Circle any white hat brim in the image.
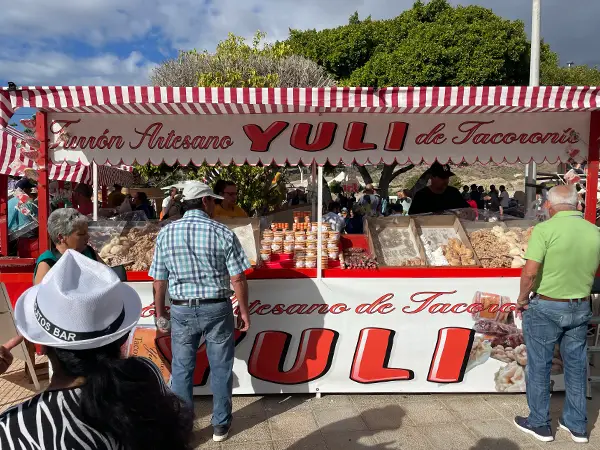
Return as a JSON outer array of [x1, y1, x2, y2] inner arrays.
[[14, 283, 142, 350], [182, 193, 224, 201]]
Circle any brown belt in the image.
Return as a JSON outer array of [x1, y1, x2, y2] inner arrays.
[[537, 294, 588, 302]]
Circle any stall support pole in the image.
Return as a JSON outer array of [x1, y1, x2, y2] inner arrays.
[[35, 111, 50, 254], [316, 165, 324, 280], [0, 174, 8, 256], [525, 0, 541, 209], [92, 163, 99, 221], [585, 111, 599, 224], [311, 163, 317, 220]]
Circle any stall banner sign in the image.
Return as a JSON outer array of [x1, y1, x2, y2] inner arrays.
[[48, 112, 588, 167], [126, 278, 564, 395]]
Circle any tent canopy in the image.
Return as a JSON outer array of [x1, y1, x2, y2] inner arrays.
[[1, 86, 598, 167], [0, 125, 134, 186]]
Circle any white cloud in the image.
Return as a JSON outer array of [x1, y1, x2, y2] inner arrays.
[[0, 50, 157, 86], [0, 0, 598, 86]]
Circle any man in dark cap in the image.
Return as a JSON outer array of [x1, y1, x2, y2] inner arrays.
[[409, 162, 469, 215]]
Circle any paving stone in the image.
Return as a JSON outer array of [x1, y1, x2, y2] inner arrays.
[[373, 427, 435, 449], [418, 423, 479, 450], [442, 397, 503, 421], [309, 394, 355, 410], [221, 442, 274, 450], [262, 394, 313, 416], [466, 419, 537, 446], [226, 416, 272, 443], [272, 436, 329, 450], [268, 411, 319, 439], [399, 399, 457, 425], [483, 395, 530, 419], [232, 395, 267, 418], [321, 431, 379, 449], [360, 404, 410, 430], [313, 406, 368, 432], [468, 438, 539, 449]]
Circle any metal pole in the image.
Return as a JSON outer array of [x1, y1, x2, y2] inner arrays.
[[311, 162, 317, 220], [526, 0, 541, 210], [92, 163, 98, 221], [316, 165, 324, 281]]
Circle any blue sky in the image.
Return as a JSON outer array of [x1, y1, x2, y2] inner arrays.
[[1, 0, 598, 88]]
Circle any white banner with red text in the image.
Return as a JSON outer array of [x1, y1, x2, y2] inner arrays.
[[48, 112, 588, 167], [125, 277, 565, 395]]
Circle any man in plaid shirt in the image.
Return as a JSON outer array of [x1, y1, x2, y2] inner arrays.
[[149, 181, 250, 443]]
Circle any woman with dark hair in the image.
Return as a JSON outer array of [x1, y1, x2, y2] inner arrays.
[[0, 250, 193, 450], [133, 191, 156, 219]]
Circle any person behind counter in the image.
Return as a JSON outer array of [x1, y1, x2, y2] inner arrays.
[[0, 251, 193, 450], [107, 183, 126, 208], [34, 208, 103, 284], [323, 201, 345, 232], [213, 180, 248, 218], [160, 187, 179, 219], [8, 178, 38, 233], [133, 191, 156, 219], [409, 162, 469, 215], [73, 183, 94, 216]]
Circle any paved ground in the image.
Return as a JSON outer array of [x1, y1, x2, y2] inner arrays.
[[2, 358, 600, 449]]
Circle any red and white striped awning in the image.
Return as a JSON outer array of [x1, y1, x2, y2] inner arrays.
[[1, 86, 599, 125], [0, 126, 134, 186], [1, 86, 598, 167]]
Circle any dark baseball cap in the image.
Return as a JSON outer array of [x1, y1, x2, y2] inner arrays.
[[429, 161, 455, 179], [15, 178, 36, 190]]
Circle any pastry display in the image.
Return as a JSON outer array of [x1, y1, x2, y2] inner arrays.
[[370, 226, 424, 267], [468, 226, 534, 268], [442, 238, 476, 266], [471, 291, 511, 322], [340, 248, 378, 269]]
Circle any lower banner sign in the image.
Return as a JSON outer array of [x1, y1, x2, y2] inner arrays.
[[125, 277, 564, 394]]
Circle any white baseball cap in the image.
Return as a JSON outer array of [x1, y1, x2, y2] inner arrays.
[[14, 250, 142, 350], [181, 181, 224, 201]]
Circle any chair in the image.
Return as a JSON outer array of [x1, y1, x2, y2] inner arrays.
[[110, 265, 128, 282]]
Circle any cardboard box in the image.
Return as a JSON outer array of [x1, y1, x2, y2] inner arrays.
[[365, 216, 427, 267]]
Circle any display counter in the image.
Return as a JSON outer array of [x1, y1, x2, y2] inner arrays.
[[0, 213, 562, 395]]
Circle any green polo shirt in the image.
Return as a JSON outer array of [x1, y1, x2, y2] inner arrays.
[[524, 211, 600, 299]]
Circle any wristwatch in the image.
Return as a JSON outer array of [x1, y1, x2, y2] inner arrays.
[[155, 316, 171, 330]]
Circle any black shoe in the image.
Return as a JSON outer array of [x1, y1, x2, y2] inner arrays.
[[513, 416, 554, 442], [558, 418, 589, 443], [213, 424, 231, 442]]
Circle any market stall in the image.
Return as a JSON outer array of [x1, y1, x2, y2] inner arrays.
[[0, 85, 599, 395], [0, 123, 134, 259]]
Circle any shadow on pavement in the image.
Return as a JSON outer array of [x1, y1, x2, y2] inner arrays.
[[469, 438, 521, 450]]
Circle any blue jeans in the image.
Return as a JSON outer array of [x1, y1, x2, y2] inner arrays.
[[170, 301, 235, 427], [523, 296, 592, 434]]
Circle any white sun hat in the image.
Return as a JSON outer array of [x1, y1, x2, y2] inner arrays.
[[181, 181, 224, 201], [14, 250, 142, 350]]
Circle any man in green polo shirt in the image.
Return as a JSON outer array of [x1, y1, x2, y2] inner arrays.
[[514, 185, 600, 444]]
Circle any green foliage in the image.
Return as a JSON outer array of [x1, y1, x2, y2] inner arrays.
[[191, 164, 287, 216], [189, 31, 294, 88], [287, 0, 532, 86], [541, 62, 600, 86], [329, 180, 343, 195]]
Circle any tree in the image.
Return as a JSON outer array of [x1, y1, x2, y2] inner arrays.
[[541, 49, 600, 85], [147, 32, 337, 210], [287, 0, 532, 87], [150, 31, 336, 88]]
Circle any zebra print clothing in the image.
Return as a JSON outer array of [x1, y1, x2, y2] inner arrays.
[[0, 358, 165, 450]]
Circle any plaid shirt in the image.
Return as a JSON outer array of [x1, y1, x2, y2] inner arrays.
[[149, 209, 250, 300]]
